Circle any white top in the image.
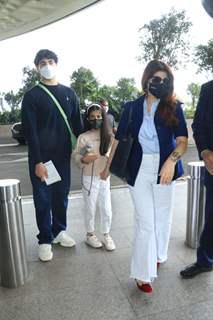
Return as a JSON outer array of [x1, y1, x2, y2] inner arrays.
[[73, 129, 113, 176]]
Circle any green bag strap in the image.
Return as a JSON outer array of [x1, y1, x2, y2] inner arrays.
[[37, 83, 76, 148]]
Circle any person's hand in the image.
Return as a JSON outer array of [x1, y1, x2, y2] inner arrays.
[[35, 162, 48, 181], [81, 152, 98, 164], [202, 150, 213, 175], [100, 167, 110, 180], [159, 158, 176, 185], [113, 127, 117, 134]]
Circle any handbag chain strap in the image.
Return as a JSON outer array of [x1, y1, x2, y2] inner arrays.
[[37, 83, 76, 148]]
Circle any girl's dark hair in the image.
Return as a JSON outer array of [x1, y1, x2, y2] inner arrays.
[[141, 60, 178, 127], [85, 104, 111, 155]]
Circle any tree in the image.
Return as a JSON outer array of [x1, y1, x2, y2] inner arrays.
[[194, 39, 213, 75], [137, 8, 192, 69], [115, 78, 139, 104], [98, 78, 140, 120], [96, 84, 117, 112], [3, 66, 39, 111], [70, 67, 99, 110], [21, 66, 39, 92], [186, 83, 201, 109], [4, 90, 21, 111]]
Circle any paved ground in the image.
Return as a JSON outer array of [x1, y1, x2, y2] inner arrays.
[[1, 183, 213, 320], [1, 124, 211, 320]]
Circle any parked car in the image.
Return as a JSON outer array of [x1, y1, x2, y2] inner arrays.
[[11, 122, 26, 145]]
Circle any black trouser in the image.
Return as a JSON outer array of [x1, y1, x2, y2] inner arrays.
[[197, 183, 213, 266], [29, 156, 71, 244]]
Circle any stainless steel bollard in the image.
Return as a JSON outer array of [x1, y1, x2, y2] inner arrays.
[[0, 179, 28, 288], [185, 162, 206, 249]]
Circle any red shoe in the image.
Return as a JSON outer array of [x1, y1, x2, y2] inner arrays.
[[136, 281, 153, 293], [157, 262, 160, 269]]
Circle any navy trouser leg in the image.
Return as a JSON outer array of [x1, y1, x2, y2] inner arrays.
[[29, 160, 53, 244], [52, 159, 71, 238], [197, 184, 213, 266]]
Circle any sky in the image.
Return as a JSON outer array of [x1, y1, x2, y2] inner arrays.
[[0, 0, 212, 104]]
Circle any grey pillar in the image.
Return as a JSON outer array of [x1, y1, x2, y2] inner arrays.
[[0, 179, 28, 288], [185, 161, 206, 249]]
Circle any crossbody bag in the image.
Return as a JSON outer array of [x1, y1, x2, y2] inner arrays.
[[37, 83, 76, 148]]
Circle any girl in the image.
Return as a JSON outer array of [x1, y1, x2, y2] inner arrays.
[[73, 103, 116, 251]]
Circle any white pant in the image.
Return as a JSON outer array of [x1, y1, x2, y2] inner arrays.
[[129, 154, 175, 283], [82, 176, 112, 234]]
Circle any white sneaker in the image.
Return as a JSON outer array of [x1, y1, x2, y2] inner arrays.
[[38, 244, 53, 262], [102, 234, 116, 251], [53, 231, 76, 247], [85, 234, 103, 248]]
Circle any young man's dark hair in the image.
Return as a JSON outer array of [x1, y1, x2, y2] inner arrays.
[[34, 49, 58, 66]]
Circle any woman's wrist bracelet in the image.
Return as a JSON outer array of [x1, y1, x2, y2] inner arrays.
[[169, 151, 181, 163]]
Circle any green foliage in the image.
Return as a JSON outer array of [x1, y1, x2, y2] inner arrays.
[[183, 103, 196, 119], [137, 8, 192, 69], [70, 67, 140, 120], [112, 78, 140, 120], [21, 66, 40, 92], [70, 67, 99, 109], [3, 66, 39, 112], [186, 83, 201, 109], [0, 109, 21, 124], [4, 90, 22, 111], [1, 66, 39, 123], [2, 65, 140, 124], [194, 39, 213, 75]]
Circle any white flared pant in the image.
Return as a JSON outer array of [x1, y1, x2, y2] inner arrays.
[[129, 154, 175, 283], [82, 176, 112, 234]]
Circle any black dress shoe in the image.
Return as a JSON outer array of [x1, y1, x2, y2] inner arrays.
[[180, 263, 213, 279]]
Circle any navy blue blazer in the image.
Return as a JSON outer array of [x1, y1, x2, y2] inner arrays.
[[115, 95, 188, 186], [192, 80, 213, 186]]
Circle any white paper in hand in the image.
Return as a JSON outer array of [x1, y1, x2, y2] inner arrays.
[[43, 160, 61, 185]]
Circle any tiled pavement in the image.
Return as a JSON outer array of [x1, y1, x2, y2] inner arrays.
[[0, 182, 213, 320]]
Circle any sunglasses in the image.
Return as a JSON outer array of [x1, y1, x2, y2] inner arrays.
[[149, 76, 170, 85]]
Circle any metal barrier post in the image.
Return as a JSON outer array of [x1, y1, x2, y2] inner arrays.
[[0, 179, 28, 288], [185, 161, 206, 249]]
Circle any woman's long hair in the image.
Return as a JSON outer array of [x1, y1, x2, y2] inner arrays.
[[141, 60, 178, 127], [85, 104, 112, 156]]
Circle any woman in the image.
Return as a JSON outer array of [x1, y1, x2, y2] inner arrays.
[[101, 60, 188, 293], [73, 103, 115, 251]]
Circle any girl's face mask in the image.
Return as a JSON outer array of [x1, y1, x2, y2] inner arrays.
[[88, 109, 103, 129], [89, 119, 103, 129]]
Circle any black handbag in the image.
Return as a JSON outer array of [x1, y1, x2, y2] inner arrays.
[[110, 105, 134, 181]]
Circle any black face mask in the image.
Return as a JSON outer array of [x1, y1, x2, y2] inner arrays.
[[148, 82, 171, 99], [89, 119, 103, 129], [148, 75, 171, 99]]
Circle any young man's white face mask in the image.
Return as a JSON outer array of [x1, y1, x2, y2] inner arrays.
[[39, 64, 57, 80]]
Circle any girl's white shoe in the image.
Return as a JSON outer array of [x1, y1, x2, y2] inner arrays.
[[85, 234, 103, 248], [102, 234, 116, 251]]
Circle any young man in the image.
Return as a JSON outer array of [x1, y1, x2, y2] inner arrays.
[[22, 49, 83, 261], [99, 99, 117, 134]]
